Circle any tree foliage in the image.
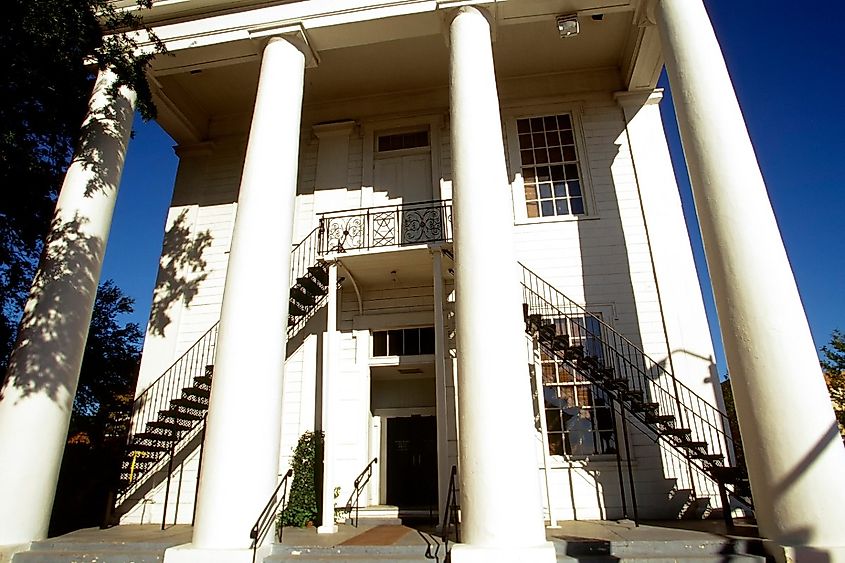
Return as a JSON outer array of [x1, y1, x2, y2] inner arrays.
[[0, 0, 162, 370], [52, 281, 141, 535], [69, 280, 142, 446], [820, 329, 845, 440]]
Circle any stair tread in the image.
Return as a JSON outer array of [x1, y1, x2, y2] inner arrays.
[[159, 408, 204, 421], [181, 386, 210, 398], [170, 397, 207, 409]]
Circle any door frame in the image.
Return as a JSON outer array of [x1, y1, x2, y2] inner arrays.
[[371, 406, 437, 505], [361, 114, 444, 208]]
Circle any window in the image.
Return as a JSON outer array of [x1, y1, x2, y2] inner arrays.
[[540, 315, 616, 456], [515, 114, 586, 218], [377, 130, 429, 153], [372, 327, 435, 356]]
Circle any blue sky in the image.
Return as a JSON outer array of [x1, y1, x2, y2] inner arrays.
[[101, 1, 844, 376]]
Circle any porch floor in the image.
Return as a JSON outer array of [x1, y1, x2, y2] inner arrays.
[[12, 519, 769, 562]]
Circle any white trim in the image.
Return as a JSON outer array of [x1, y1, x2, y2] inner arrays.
[[502, 102, 597, 225], [361, 114, 443, 208]]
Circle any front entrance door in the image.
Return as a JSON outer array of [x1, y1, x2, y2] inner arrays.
[[385, 415, 438, 513]]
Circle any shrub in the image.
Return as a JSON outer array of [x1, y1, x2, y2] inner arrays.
[[280, 431, 323, 527]]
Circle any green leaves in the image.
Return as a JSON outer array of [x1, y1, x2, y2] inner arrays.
[[281, 431, 324, 528]]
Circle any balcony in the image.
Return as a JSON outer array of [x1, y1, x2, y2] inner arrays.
[[319, 199, 452, 255]]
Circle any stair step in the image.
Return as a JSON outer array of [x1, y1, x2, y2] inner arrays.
[[170, 397, 207, 411], [551, 334, 570, 350], [307, 265, 329, 285], [290, 286, 317, 306], [631, 401, 659, 413], [159, 408, 204, 421], [661, 427, 692, 437], [134, 432, 179, 443], [691, 453, 724, 462], [182, 386, 210, 399], [147, 420, 192, 432], [608, 378, 630, 390], [539, 324, 557, 340], [125, 442, 169, 453], [194, 375, 212, 386], [679, 441, 709, 450], [645, 413, 676, 424], [708, 466, 745, 483], [289, 301, 309, 317], [297, 275, 327, 296], [621, 389, 644, 400]]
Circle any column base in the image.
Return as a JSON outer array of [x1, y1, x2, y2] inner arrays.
[[450, 541, 557, 563], [0, 543, 31, 563], [163, 542, 268, 563], [765, 540, 845, 563], [316, 523, 338, 535]]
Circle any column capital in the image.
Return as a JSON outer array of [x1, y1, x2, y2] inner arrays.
[[437, 3, 498, 45], [614, 89, 664, 110], [249, 24, 319, 68], [638, 0, 658, 27]]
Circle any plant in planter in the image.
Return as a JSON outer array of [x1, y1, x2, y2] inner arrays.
[[280, 431, 323, 528]]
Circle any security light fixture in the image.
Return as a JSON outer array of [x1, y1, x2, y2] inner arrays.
[[556, 14, 579, 38]]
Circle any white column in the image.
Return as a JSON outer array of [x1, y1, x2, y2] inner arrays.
[[431, 249, 450, 518], [186, 36, 305, 556], [655, 1, 845, 559], [447, 7, 555, 563], [317, 260, 338, 534], [0, 69, 135, 547]]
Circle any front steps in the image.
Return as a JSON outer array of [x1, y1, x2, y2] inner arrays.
[[11, 525, 191, 563], [8, 521, 770, 563]]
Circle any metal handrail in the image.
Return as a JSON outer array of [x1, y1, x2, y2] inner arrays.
[[440, 466, 460, 546], [344, 457, 378, 527], [319, 199, 452, 254], [520, 262, 739, 455], [250, 468, 294, 563], [521, 263, 752, 510]]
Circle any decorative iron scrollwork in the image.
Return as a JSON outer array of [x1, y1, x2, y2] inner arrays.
[[402, 207, 443, 244], [371, 211, 396, 247], [325, 216, 363, 252], [319, 200, 452, 253]]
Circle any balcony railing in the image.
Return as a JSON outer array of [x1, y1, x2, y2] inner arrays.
[[319, 199, 452, 254]]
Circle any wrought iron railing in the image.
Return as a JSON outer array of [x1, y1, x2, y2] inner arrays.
[[126, 322, 219, 445], [250, 468, 293, 563], [520, 263, 751, 510], [290, 226, 322, 287], [319, 200, 452, 253], [343, 457, 378, 527], [440, 465, 460, 547]]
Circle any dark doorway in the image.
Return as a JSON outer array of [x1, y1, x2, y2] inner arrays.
[[386, 415, 438, 517]]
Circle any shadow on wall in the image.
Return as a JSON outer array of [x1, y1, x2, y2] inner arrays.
[[147, 210, 212, 337]]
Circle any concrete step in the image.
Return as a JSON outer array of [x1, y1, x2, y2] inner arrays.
[[266, 544, 432, 562], [11, 526, 190, 563], [551, 537, 769, 562], [13, 549, 164, 563]]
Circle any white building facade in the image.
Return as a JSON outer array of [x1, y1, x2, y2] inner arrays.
[[2, 1, 845, 562]]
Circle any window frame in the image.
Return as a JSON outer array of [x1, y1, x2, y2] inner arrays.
[[503, 104, 596, 224], [534, 308, 621, 461]]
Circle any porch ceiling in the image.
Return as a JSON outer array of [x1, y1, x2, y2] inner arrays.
[[151, 9, 637, 143], [335, 246, 450, 288]]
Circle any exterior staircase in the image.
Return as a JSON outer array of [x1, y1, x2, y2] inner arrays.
[[520, 263, 753, 521], [113, 227, 329, 510]]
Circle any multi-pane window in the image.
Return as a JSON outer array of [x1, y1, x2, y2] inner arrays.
[[372, 327, 435, 356], [517, 114, 585, 218], [377, 131, 429, 152], [541, 316, 616, 456]]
